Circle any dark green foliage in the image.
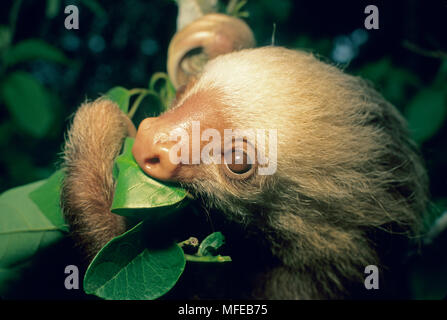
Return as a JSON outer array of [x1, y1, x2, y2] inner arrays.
[[198, 231, 226, 256], [0, 171, 67, 296], [83, 222, 186, 300]]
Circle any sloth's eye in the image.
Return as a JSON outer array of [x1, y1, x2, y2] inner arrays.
[[223, 145, 255, 179], [227, 152, 252, 174]]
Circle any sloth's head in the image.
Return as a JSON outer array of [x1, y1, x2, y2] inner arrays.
[[132, 47, 428, 273]]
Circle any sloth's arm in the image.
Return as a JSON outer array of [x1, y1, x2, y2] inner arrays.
[[60, 99, 136, 262]]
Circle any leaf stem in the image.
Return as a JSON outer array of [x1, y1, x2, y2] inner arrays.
[[127, 90, 151, 119], [184, 254, 232, 263], [128, 88, 148, 95], [149, 72, 170, 91]]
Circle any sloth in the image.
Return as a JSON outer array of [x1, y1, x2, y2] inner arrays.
[[61, 46, 428, 299]]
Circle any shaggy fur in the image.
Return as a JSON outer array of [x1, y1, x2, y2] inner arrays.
[[61, 47, 428, 298], [61, 99, 133, 262]]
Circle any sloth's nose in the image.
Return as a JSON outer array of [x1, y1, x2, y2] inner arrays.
[[132, 117, 180, 181]]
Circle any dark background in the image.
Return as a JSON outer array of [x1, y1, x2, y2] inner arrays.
[[0, 0, 446, 299]]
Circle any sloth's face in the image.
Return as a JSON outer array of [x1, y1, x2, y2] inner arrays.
[[132, 86, 280, 224]]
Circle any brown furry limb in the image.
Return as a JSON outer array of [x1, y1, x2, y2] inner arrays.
[[60, 99, 135, 262]]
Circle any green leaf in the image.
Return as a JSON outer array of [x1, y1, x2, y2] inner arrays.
[[260, 0, 291, 21], [405, 89, 446, 144], [0, 71, 54, 138], [80, 0, 107, 18], [0, 25, 11, 52], [46, 0, 61, 18], [81, 0, 107, 19], [0, 180, 66, 282], [105, 87, 131, 113], [3, 39, 70, 67], [198, 232, 225, 256], [384, 69, 419, 105], [83, 222, 185, 300], [111, 137, 188, 219], [357, 58, 391, 83], [357, 58, 420, 106], [29, 170, 68, 232]]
